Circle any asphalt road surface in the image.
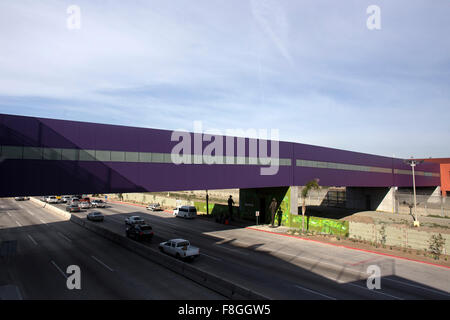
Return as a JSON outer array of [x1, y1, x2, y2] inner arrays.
[[0, 198, 224, 299], [2, 197, 450, 300], [65, 199, 450, 300]]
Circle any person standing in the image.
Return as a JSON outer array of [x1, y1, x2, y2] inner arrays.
[[269, 198, 277, 227], [228, 195, 235, 221]]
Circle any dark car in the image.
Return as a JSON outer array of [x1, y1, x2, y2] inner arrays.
[[126, 224, 154, 241], [87, 211, 104, 221], [66, 204, 81, 212]]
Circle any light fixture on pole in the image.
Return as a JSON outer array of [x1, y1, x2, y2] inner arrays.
[[403, 158, 424, 227]]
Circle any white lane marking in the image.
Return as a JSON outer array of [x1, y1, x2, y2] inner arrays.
[[346, 282, 403, 300], [50, 260, 67, 279], [57, 232, 72, 243], [15, 220, 22, 227], [26, 209, 35, 216], [384, 278, 450, 297], [201, 253, 223, 262], [294, 284, 337, 300], [39, 218, 49, 226], [91, 255, 114, 272], [27, 234, 38, 246], [7, 212, 12, 217], [214, 243, 249, 256]]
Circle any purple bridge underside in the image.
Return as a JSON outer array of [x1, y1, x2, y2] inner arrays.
[[0, 113, 440, 197]]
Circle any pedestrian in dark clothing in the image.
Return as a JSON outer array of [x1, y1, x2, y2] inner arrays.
[[228, 195, 235, 221], [277, 208, 282, 227], [269, 198, 277, 227]]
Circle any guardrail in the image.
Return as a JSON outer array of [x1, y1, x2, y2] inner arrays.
[[30, 197, 268, 300]]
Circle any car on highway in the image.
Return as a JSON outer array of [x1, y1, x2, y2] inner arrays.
[[175, 206, 197, 219], [125, 216, 145, 225], [87, 211, 104, 222], [69, 197, 80, 206], [47, 196, 59, 204], [79, 201, 91, 209], [66, 204, 81, 212], [91, 199, 106, 208], [173, 205, 181, 216], [126, 223, 154, 241], [61, 195, 72, 203], [146, 203, 162, 211], [14, 196, 29, 201], [159, 239, 199, 261]]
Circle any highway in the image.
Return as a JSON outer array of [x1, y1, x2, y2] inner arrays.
[[0, 198, 224, 299], [2, 197, 449, 300], [51, 199, 450, 300]]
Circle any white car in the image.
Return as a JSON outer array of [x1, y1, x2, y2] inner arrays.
[[173, 206, 181, 216], [47, 196, 59, 204], [159, 239, 200, 260], [91, 200, 106, 208], [61, 195, 72, 203], [146, 203, 162, 211], [125, 215, 145, 225], [175, 206, 197, 219], [79, 201, 91, 209]]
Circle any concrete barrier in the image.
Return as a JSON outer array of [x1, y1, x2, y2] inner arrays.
[[33, 200, 268, 300], [30, 197, 71, 220], [349, 221, 450, 254]]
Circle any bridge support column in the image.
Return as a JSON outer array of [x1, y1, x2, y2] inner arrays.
[[346, 187, 397, 213], [239, 186, 298, 225]]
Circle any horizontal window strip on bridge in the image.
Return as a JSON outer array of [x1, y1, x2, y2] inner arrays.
[[0, 145, 439, 177], [0, 145, 291, 166], [296, 159, 439, 177]]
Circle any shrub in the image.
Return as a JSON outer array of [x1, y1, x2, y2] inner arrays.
[[428, 233, 446, 260], [379, 224, 387, 247]]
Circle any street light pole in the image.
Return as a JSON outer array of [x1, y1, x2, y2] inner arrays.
[[206, 189, 209, 216], [404, 158, 424, 227], [411, 161, 417, 222]]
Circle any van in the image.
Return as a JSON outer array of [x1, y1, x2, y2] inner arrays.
[[175, 206, 197, 219]]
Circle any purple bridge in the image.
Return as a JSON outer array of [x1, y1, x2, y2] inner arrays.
[[0, 113, 440, 216]]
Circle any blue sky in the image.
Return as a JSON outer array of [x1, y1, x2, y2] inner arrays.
[[0, 0, 449, 158]]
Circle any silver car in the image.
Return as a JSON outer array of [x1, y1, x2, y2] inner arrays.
[[87, 211, 104, 221], [91, 199, 106, 208], [125, 216, 145, 225], [79, 201, 91, 209]]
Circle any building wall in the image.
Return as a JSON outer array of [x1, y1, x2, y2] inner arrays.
[[422, 159, 450, 197], [439, 164, 450, 196]]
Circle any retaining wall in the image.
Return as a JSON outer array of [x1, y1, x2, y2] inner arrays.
[[348, 221, 450, 254]]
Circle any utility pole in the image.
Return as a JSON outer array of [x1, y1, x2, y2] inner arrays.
[[404, 158, 424, 227], [206, 189, 209, 216]]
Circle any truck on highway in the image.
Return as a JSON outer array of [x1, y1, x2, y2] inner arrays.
[[159, 239, 200, 261]]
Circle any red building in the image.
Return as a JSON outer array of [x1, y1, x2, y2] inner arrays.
[[422, 158, 450, 196]]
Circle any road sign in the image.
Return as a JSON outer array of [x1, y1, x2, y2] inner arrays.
[[255, 211, 259, 217]]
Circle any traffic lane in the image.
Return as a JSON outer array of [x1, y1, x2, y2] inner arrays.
[[99, 205, 370, 278], [98, 203, 450, 299], [7, 199, 224, 299], [1, 200, 79, 299], [103, 202, 450, 296], [6, 199, 137, 299], [99, 202, 382, 268], [82, 205, 396, 299], [24, 199, 226, 300]]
